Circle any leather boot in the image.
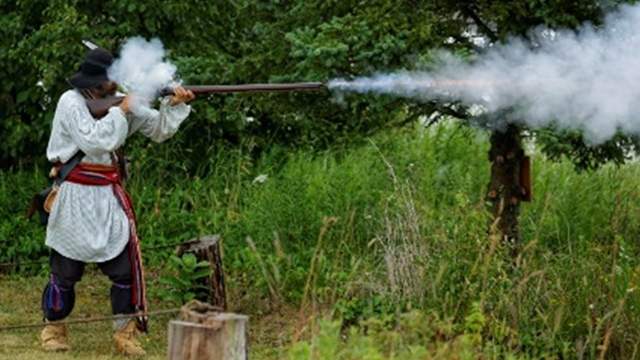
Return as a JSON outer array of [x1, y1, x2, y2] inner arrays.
[[41, 322, 71, 352], [114, 319, 146, 356]]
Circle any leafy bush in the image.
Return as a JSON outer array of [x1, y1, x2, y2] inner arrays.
[[0, 167, 48, 270], [159, 253, 212, 304]]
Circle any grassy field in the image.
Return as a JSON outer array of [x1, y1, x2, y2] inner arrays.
[[0, 273, 170, 360], [2, 123, 640, 359], [0, 270, 298, 359]]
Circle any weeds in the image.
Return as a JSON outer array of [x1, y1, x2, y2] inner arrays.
[[2, 122, 640, 358], [158, 253, 212, 304]]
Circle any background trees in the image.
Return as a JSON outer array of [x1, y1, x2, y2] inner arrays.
[[1, 0, 638, 239]]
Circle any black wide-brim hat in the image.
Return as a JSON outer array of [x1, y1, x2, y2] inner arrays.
[[67, 48, 117, 89]]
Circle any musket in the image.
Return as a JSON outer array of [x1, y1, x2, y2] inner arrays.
[[85, 83, 326, 119], [79, 39, 325, 118]]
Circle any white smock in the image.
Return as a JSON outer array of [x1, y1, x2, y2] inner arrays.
[[45, 89, 190, 262]]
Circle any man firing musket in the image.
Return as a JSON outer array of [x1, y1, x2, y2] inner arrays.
[[32, 38, 325, 355], [38, 46, 195, 355]]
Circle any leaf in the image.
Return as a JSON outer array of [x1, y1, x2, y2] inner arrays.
[[195, 260, 211, 268], [162, 293, 183, 303], [182, 253, 197, 268], [169, 255, 183, 267], [17, 90, 30, 104], [190, 268, 213, 281], [159, 275, 190, 289]]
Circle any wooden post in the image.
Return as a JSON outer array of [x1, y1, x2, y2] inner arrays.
[[177, 235, 227, 311], [168, 301, 248, 360]]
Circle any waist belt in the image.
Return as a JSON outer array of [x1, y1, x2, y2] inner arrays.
[[67, 164, 119, 186]]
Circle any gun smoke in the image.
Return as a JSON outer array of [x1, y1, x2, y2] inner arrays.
[[107, 37, 177, 114], [329, 4, 640, 144]]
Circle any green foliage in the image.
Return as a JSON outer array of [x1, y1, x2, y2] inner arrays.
[[536, 128, 640, 171], [0, 0, 238, 168], [3, 124, 640, 357], [158, 253, 211, 304], [0, 167, 48, 270], [464, 302, 487, 335], [3, 0, 639, 171], [2, 0, 455, 168], [168, 0, 457, 165], [288, 311, 531, 360]]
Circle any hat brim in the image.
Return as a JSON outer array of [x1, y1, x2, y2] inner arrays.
[[67, 71, 110, 89]]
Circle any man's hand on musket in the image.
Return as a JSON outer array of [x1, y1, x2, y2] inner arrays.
[[119, 94, 133, 114], [169, 87, 195, 106]]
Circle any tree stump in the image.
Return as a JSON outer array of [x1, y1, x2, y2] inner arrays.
[[168, 301, 248, 360], [177, 235, 227, 311]]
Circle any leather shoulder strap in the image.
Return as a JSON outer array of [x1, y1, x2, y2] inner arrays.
[[55, 151, 85, 185]]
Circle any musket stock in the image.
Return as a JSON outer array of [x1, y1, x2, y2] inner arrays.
[[86, 82, 325, 119], [86, 96, 125, 119]]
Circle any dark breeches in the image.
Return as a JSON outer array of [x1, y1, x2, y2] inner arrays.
[[42, 245, 134, 321]]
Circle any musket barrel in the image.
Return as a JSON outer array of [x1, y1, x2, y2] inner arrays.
[[159, 82, 325, 96], [87, 82, 325, 119]]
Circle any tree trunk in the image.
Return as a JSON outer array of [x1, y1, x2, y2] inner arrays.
[[177, 236, 227, 311], [486, 124, 527, 251]]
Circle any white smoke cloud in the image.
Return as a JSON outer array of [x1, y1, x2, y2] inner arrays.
[[107, 37, 177, 113], [329, 4, 640, 143]]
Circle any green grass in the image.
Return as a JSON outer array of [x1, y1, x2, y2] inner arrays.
[[0, 272, 168, 360], [2, 122, 640, 358], [0, 269, 297, 360]]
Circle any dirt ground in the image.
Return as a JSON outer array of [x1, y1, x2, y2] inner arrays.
[[0, 270, 296, 359]]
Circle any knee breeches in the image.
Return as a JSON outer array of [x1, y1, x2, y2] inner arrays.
[[42, 245, 135, 321]]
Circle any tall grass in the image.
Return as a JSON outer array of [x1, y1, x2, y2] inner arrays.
[[2, 122, 639, 358]]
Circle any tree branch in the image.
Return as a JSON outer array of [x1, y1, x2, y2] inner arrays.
[[460, 5, 498, 43]]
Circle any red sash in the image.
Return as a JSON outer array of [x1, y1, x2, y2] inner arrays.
[[67, 163, 148, 332]]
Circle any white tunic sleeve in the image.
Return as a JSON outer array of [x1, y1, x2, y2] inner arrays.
[[59, 96, 129, 157], [128, 97, 191, 142]]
